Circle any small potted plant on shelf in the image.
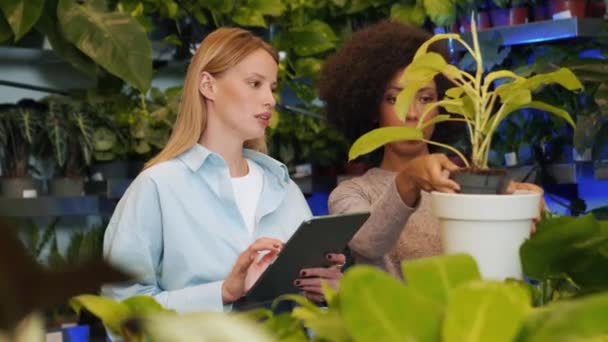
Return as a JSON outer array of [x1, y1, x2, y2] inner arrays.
[[0, 100, 45, 198], [348, 17, 583, 280], [43, 96, 95, 197]]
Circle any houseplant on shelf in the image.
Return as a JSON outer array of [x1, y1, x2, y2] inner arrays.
[[0, 100, 45, 198], [348, 17, 583, 279], [43, 96, 95, 196]]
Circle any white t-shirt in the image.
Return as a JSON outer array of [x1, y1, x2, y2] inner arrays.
[[231, 159, 264, 235]]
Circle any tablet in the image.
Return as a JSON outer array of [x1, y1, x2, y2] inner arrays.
[[233, 212, 370, 309]]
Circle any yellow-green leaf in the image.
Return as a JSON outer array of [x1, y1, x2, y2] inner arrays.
[[442, 281, 531, 342], [348, 127, 423, 160], [58, 0, 152, 92], [484, 70, 524, 88], [0, 0, 44, 41], [341, 266, 442, 341], [402, 254, 481, 306], [390, 3, 426, 27], [69, 295, 130, 334]]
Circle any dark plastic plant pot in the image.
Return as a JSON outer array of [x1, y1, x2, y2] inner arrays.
[[533, 4, 551, 20], [587, 0, 606, 17], [509, 6, 529, 25], [90, 161, 130, 180], [48, 178, 84, 197], [489, 8, 510, 27], [549, 0, 588, 17], [450, 169, 511, 194], [0, 177, 44, 198], [460, 11, 492, 32]]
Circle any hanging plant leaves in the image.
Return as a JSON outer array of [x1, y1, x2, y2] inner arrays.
[[288, 20, 337, 57], [422, 0, 456, 27], [0, 0, 44, 41], [0, 13, 13, 42], [390, 3, 426, 27], [35, 0, 97, 78], [294, 57, 323, 79], [233, 9, 266, 27], [58, 0, 152, 92]]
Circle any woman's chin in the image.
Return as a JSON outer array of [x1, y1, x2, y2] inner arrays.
[[391, 140, 426, 155]]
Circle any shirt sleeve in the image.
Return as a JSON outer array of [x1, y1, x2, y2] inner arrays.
[[328, 177, 417, 263], [102, 175, 226, 313]]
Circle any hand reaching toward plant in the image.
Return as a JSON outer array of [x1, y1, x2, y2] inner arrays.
[[222, 238, 283, 304], [395, 153, 461, 207], [295, 253, 346, 303]]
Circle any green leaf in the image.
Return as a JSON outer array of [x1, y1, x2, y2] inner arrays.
[[247, 0, 285, 16], [291, 305, 350, 341], [348, 126, 423, 160], [340, 266, 442, 342], [288, 20, 337, 57], [496, 68, 583, 98], [0, 12, 14, 42], [35, 0, 97, 78], [390, 3, 426, 27], [233, 8, 266, 27], [518, 292, 608, 341], [142, 312, 273, 341], [594, 82, 608, 107], [200, 0, 233, 14], [293, 57, 323, 79], [58, 0, 152, 92], [69, 295, 130, 334], [520, 214, 608, 291], [443, 281, 531, 342], [397, 52, 464, 121], [422, 0, 456, 26], [122, 295, 171, 316], [0, 0, 44, 41], [402, 254, 481, 305], [574, 114, 601, 154]]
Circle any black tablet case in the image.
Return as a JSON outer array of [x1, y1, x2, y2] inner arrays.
[[233, 212, 370, 310]]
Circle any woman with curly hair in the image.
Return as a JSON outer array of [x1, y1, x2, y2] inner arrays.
[[318, 21, 540, 278]]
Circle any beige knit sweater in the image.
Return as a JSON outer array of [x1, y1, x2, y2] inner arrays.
[[328, 167, 442, 278]]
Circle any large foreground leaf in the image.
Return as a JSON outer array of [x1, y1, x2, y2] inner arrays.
[[443, 281, 531, 342], [58, 0, 152, 92], [517, 292, 608, 341], [520, 214, 608, 291], [402, 253, 481, 306], [340, 266, 442, 342]]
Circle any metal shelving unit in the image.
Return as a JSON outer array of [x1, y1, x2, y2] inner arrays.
[[456, 17, 606, 50], [0, 196, 118, 218]]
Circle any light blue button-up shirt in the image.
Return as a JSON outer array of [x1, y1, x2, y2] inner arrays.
[[102, 144, 312, 313]]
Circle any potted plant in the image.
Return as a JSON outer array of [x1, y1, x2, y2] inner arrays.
[[0, 100, 45, 198], [490, 0, 530, 26], [348, 17, 582, 279], [457, 0, 493, 32], [43, 96, 95, 196]]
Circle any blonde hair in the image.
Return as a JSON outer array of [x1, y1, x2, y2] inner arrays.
[[145, 27, 278, 169]]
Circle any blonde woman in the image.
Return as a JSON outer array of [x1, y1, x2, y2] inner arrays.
[[102, 28, 343, 312]]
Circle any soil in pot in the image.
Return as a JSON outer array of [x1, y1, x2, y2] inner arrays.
[[450, 169, 512, 194]]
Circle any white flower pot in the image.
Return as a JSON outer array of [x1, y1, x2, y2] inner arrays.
[[430, 191, 541, 280]]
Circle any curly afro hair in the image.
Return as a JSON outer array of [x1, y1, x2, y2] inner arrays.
[[317, 21, 459, 160]]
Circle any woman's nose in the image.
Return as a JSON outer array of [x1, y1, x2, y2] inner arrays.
[[265, 88, 276, 108], [406, 105, 420, 121]]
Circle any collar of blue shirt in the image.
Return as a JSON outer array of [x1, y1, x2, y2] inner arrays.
[[178, 143, 290, 185]]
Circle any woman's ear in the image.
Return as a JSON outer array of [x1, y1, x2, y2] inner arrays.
[[199, 72, 216, 100]]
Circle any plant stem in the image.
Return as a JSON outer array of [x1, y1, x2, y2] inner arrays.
[[423, 139, 470, 168]]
